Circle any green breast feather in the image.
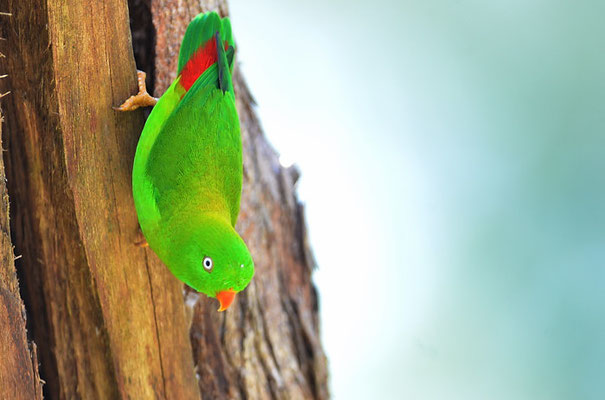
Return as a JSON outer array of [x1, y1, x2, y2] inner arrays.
[[131, 12, 254, 311]]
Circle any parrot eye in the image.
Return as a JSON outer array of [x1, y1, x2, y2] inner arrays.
[[202, 256, 213, 272], [240, 264, 244, 268]]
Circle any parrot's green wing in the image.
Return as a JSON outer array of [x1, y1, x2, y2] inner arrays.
[[144, 58, 241, 226]]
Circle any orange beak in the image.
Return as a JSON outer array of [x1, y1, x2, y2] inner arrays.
[[216, 289, 236, 312]]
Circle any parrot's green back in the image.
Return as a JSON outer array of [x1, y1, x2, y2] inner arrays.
[[132, 12, 254, 308]]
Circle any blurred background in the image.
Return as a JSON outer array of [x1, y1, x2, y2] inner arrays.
[[229, 1, 605, 399]]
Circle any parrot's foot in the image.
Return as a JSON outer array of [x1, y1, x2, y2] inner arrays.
[[134, 228, 149, 247], [113, 70, 158, 111]]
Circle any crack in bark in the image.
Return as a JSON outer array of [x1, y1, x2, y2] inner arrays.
[[125, 3, 176, 397], [256, 290, 286, 398], [143, 250, 168, 399], [128, 0, 156, 96]]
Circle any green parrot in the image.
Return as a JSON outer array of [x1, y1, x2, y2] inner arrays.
[[116, 11, 254, 311]]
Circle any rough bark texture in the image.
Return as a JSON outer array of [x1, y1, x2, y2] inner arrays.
[[0, 108, 43, 399], [0, 0, 328, 399], [0, 1, 198, 398]]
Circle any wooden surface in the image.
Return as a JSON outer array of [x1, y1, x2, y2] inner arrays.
[[0, 0, 328, 398], [0, 109, 43, 400], [0, 0, 199, 398]]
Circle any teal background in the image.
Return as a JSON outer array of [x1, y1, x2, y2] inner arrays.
[[229, 1, 605, 399]]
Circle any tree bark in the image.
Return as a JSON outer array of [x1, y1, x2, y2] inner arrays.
[[0, 108, 43, 400], [0, 1, 199, 398], [0, 0, 328, 399]]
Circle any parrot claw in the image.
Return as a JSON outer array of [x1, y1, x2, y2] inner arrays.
[[134, 227, 149, 247], [135, 238, 149, 248], [113, 70, 158, 111]]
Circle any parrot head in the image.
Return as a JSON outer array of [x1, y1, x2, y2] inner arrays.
[[160, 213, 255, 311]]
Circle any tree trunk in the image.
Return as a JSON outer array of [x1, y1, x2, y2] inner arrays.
[[0, 108, 43, 400], [0, 0, 328, 398]]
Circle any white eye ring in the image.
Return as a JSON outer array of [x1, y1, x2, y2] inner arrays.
[[240, 264, 244, 268], [203, 256, 213, 272]]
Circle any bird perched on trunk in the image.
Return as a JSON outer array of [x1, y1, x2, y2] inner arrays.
[[115, 11, 254, 311]]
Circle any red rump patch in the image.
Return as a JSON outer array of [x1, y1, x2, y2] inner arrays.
[[180, 37, 229, 92]]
